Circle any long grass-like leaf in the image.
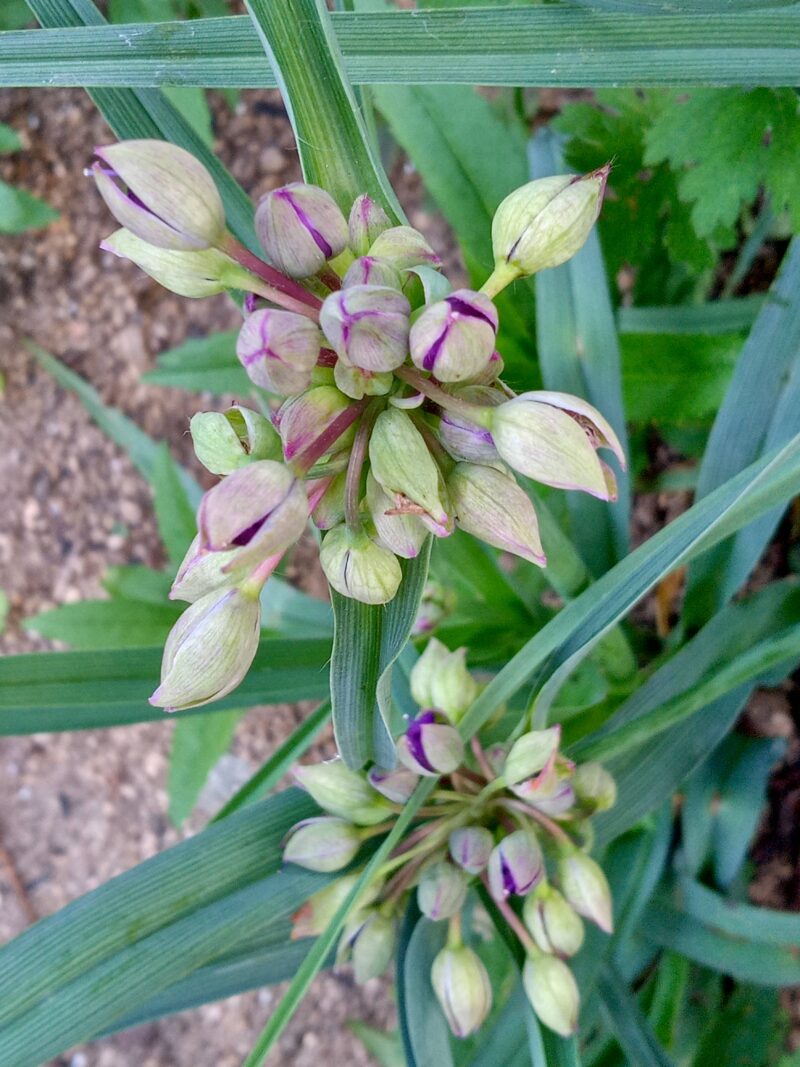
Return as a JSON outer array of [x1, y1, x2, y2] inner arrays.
[[597, 961, 676, 1067]]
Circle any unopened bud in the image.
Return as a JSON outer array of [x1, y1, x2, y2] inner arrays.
[[448, 462, 546, 567], [366, 472, 428, 560], [342, 255, 401, 290], [311, 470, 347, 530], [334, 360, 393, 401], [170, 535, 243, 603], [351, 911, 397, 984], [320, 285, 410, 372], [523, 886, 584, 959], [504, 727, 561, 787], [369, 407, 451, 532], [438, 386, 503, 464], [348, 194, 392, 256], [449, 826, 494, 875], [294, 759, 392, 826], [368, 225, 441, 271], [558, 851, 613, 934], [283, 816, 361, 872], [410, 637, 477, 724], [514, 766, 575, 818], [573, 762, 617, 814], [412, 580, 457, 636], [431, 945, 492, 1038], [522, 954, 579, 1037], [236, 309, 322, 396], [396, 710, 464, 777], [291, 873, 360, 939], [410, 290, 498, 383], [92, 140, 225, 250], [190, 405, 280, 476], [276, 386, 356, 462], [255, 182, 348, 278], [417, 860, 469, 921], [320, 525, 402, 605], [488, 829, 543, 900], [368, 765, 419, 803], [149, 586, 260, 711]]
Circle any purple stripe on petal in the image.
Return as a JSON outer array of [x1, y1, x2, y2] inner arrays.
[[422, 324, 450, 372], [406, 711, 436, 773], [500, 854, 517, 897], [231, 516, 265, 547], [446, 296, 497, 330], [280, 190, 334, 259]]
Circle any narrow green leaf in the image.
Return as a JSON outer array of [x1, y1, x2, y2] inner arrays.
[[102, 564, 174, 604], [597, 961, 676, 1067], [693, 985, 782, 1067], [142, 329, 250, 395], [151, 441, 198, 568], [617, 296, 764, 335], [527, 1007, 583, 1067], [398, 914, 453, 1067], [23, 598, 180, 650], [0, 177, 58, 232], [676, 875, 800, 949], [349, 1021, 406, 1067], [0, 121, 22, 151], [168, 707, 246, 826]]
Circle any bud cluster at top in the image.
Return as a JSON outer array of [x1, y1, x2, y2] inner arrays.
[[90, 139, 620, 712], [282, 638, 617, 1040]]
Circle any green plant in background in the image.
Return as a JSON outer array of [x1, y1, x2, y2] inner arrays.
[[1, 2, 800, 1067]]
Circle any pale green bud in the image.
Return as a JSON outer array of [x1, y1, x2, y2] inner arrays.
[[311, 470, 347, 531], [283, 817, 361, 872], [409, 290, 498, 383], [449, 826, 494, 875], [410, 637, 477, 724], [368, 225, 442, 271], [170, 535, 243, 604], [291, 873, 361, 939], [351, 911, 397, 984], [236, 308, 322, 397], [504, 726, 561, 786], [558, 851, 613, 934], [276, 386, 356, 462], [348, 194, 392, 256], [417, 860, 469, 920], [368, 765, 419, 803], [320, 285, 410, 372], [190, 405, 280, 476], [413, 580, 457, 636], [149, 586, 260, 711], [255, 182, 348, 278], [342, 254, 402, 290], [573, 762, 617, 814], [334, 360, 393, 400], [438, 385, 503, 464], [448, 462, 546, 567], [320, 526, 403, 605], [293, 760, 392, 826], [431, 945, 492, 1038], [396, 711, 464, 777], [366, 472, 428, 560], [523, 885, 585, 959], [522, 954, 579, 1037], [488, 830, 543, 900], [369, 407, 451, 533], [93, 140, 225, 250]]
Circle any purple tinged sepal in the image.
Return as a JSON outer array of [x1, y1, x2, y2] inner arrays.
[[311, 471, 347, 531], [92, 139, 225, 250], [437, 385, 504, 464], [334, 360, 393, 400], [342, 255, 402, 291], [291, 873, 361, 940], [410, 289, 498, 383], [412, 580, 457, 636], [293, 760, 392, 826], [514, 767, 576, 818], [320, 285, 410, 372], [409, 637, 477, 724], [348, 194, 392, 256], [352, 912, 397, 984], [573, 761, 617, 814], [282, 817, 362, 873], [276, 386, 356, 462], [149, 586, 260, 711], [368, 765, 419, 803], [236, 309, 322, 397], [522, 954, 579, 1037], [448, 462, 546, 567], [369, 407, 451, 532], [417, 860, 469, 921], [366, 472, 428, 560], [431, 945, 493, 1038], [320, 525, 402, 605], [190, 405, 280, 476], [368, 225, 442, 271], [523, 885, 585, 959], [487, 829, 543, 900], [396, 710, 464, 777], [504, 727, 561, 787], [255, 182, 348, 278], [449, 826, 494, 875], [558, 851, 613, 934], [170, 535, 244, 604]]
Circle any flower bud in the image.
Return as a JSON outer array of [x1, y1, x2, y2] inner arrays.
[[294, 760, 392, 826], [573, 762, 617, 814], [417, 860, 468, 922], [367, 765, 419, 803], [410, 637, 477, 724], [190, 405, 281, 476], [523, 886, 585, 959], [92, 140, 225, 250], [320, 285, 410, 372], [431, 945, 492, 1038], [491, 166, 608, 283], [448, 462, 546, 567], [255, 182, 348, 278], [149, 586, 260, 711], [396, 710, 464, 777], [368, 225, 441, 271], [283, 816, 361, 872], [504, 727, 561, 787], [410, 290, 498, 383], [369, 408, 451, 532], [514, 767, 575, 818], [101, 228, 251, 298], [291, 873, 360, 939], [170, 535, 243, 604], [438, 386, 504, 463], [487, 829, 543, 900], [320, 525, 402, 605], [334, 360, 393, 401], [522, 954, 579, 1037], [348, 194, 392, 256], [342, 255, 402, 291], [351, 911, 397, 984], [486, 391, 625, 501], [558, 851, 613, 933], [366, 472, 428, 560], [449, 826, 494, 875], [276, 386, 356, 462], [312, 470, 347, 530], [236, 309, 322, 396], [412, 580, 457, 636], [197, 460, 308, 570]]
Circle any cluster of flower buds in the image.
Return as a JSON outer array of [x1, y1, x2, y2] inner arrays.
[[91, 139, 620, 711], [283, 639, 616, 1039]]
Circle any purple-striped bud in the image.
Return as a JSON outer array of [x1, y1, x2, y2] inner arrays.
[[92, 140, 225, 250], [438, 385, 504, 463], [255, 182, 348, 278], [348, 194, 392, 257], [417, 860, 469, 921], [366, 472, 428, 560], [294, 759, 392, 826], [369, 408, 452, 532], [276, 386, 355, 462], [409, 637, 476, 724], [522, 954, 579, 1037], [523, 885, 585, 959], [101, 229, 251, 298], [410, 290, 498, 383], [190, 405, 281, 476], [368, 765, 419, 803], [487, 830, 543, 900], [368, 225, 441, 271], [504, 727, 561, 787], [197, 460, 308, 570], [558, 851, 613, 934], [170, 535, 243, 604], [396, 710, 464, 777], [320, 526, 402, 605], [514, 769, 575, 818], [448, 462, 546, 567], [320, 285, 410, 372], [342, 255, 402, 291], [573, 761, 617, 814], [449, 826, 494, 875], [334, 360, 393, 401], [236, 309, 322, 397], [431, 945, 492, 1038], [351, 911, 397, 984], [283, 816, 362, 872]]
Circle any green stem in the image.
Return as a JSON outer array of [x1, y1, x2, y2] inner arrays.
[[394, 365, 493, 426], [222, 233, 322, 315], [344, 398, 383, 531], [480, 873, 537, 953]]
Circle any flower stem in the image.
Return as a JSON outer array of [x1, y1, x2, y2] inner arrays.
[[317, 266, 342, 292], [344, 398, 383, 531], [470, 736, 495, 781], [222, 233, 322, 315], [394, 366, 493, 426], [499, 798, 576, 848], [480, 873, 536, 953]]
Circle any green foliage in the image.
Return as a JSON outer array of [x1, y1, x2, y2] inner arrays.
[[0, 120, 58, 233]]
